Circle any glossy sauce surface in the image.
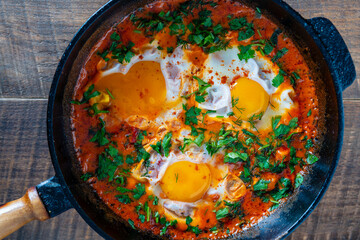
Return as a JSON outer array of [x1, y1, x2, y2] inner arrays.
[[71, 0, 320, 239]]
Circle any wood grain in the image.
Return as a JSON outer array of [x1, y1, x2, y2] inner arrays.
[[0, 0, 359, 239], [0, 0, 358, 99], [0, 100, 101, 240]]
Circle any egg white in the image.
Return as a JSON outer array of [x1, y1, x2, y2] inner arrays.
[[99, 43, 191, 102], [131, 145, 231, 219]]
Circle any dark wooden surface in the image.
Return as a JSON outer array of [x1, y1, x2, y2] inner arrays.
[[0, 0, 359, 239]]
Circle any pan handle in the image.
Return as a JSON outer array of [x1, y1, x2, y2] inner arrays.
[[36, 176, 73, 218], [0, 176, 72, 239], [307, 17, 356, 91], [0, 187, 49, 239]]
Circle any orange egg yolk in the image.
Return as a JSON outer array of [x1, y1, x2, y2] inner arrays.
[[160, 161, 211, 202], [231, 77, 270, 120], [94, 61, 167, 119]]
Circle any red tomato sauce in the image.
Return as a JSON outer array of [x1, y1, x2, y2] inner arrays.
[[71, 0, 320, 239]]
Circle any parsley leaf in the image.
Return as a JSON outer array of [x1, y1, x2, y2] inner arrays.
[[71, 84, 100, 105], [224, 151, 248, 163], [133, 183, 145, 199], [305, 139, 313, 150], [215, 207, 229, 220], [295, 173, 303, 188], [81, 173, 93, 181], [185, 216, 202, 235], [272, 73, 284, 87], [90, 118, 109, 146], [307, 109, 312, 117], [151, 132, 172, 157], [116, 194, 132, 204], [180, 133, 205, 152], [238, 24, 255, 41], [263, 41, 274, 55], [272, 116, 282, 130], [229, 17, 247, 30], [128, 219, 136, 229], [184, 106, 202, 125], [253, 179, 270, 191], [238, 45, 255, 63], [240, 166, 251, 183], [224, 201, 243, 219], [162, 132, 173, 157], [270, 177, 292, 201], [160, 219, 177, 236], [306, 153, 319, 164], [270, 28, 282, 46], [118, 183, 146, 200], [96, 151, 123, 181], [272, 48, 288, 63], [86, 103, 109, 116], [193, 76, 211, 94], [151, 141, 162, 155]]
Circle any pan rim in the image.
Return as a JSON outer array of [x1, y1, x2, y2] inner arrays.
[[46, 0, 345, 239]]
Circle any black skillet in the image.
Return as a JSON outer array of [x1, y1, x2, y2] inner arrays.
[[0, 0, 356, 239]]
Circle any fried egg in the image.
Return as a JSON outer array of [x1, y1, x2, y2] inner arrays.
[[196, 48, 295, 130], [88, 42, 297, 225], [93, 43, 191, 120], [131, 144, 246, 226]]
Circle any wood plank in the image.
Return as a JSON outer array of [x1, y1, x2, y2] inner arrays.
[[0, 0, 358, 98], [0, 100, 101, 240], [289, 99, 360, 239], [284, 0, 360, 100], [0, 0, 106, 98], [0, 100, 359, 239]]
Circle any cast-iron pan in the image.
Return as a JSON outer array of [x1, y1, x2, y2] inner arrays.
[[0, 0, 356, 239]]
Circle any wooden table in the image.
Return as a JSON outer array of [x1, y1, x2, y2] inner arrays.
[[0, 0, 359, 239]]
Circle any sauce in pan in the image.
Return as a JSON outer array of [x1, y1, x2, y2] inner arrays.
[[71, 0, 320, 238]]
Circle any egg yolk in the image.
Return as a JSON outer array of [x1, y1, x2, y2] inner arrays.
[[94, 61, 167, 119], [160, 161, 211, 202], [231, 77, 270, 120]]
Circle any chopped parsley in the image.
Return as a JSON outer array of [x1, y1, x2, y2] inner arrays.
[[117, 183, 146, 200], [160, 219, 177, 236], [272, 73, 284, 87], [97, 32, 135, 64], [270, 28, 282, 46], [71, 84, 100, 105], [305, 139, 313, 150], [215, 207, 229, 220], [269, 177, 292, 201], [253, 179, 270, 191], [272, 48, 288, 63], [295, 173, 304, 188], [306, 153, 319, 164], [224, 151, 248, 163], [272, 116, 298, 138], [307, 109, 312, 117], [184, 105, 202, 125], [185, 216, 202, 235], [116, 194, 132, 204], [86, 103, 109, 116], [96, 146, 123, 181], [179, 133, 205, 152], [238, 23, 255, 41], [238, 45, 255, 62], [229, 17, 247, 30], [151, 132, 173, 157], [224, 201, 243, 219], [80, 173, 93, 181], [183, 76, 211, 103], [128, 219, 136, 229]]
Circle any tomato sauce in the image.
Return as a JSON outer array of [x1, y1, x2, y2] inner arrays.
[[71, 0, 320, 239]]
